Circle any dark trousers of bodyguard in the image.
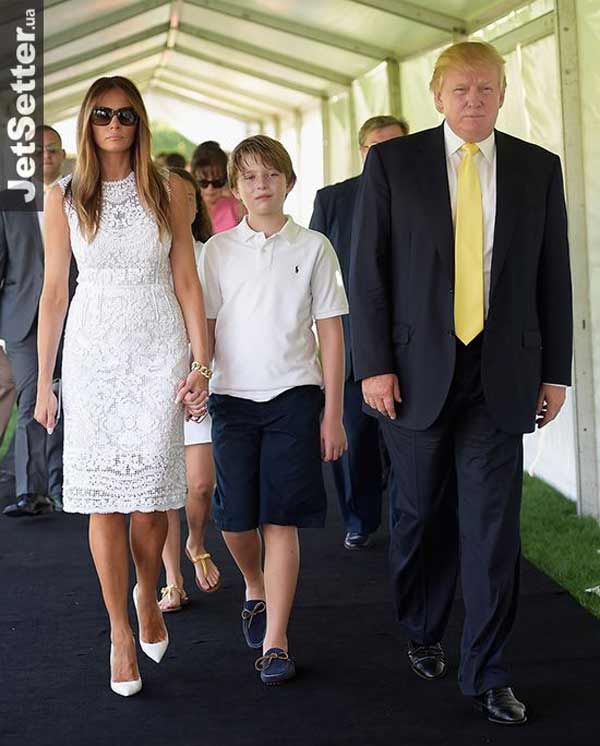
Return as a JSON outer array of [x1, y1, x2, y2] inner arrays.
[[5, 327, 64, 500], [380, 334, 522, 696], [330, 377, 383, 535]]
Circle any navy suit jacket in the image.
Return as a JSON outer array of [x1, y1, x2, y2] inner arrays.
[[310, 175, 360, 380], [349, 124, 573, 434]]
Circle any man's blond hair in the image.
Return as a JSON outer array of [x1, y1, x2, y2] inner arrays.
[[228, 135, 296, 188], [430, 41, 506, 94]]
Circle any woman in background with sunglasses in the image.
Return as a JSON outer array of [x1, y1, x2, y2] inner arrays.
[[191, 141, 244, 233], [34, 76, 211, 697], [158, 168, 221, 612]]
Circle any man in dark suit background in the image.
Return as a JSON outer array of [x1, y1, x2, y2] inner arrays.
[[1, 125, 73, 517], [310, 115, 409, 550], [350, 42, 572, 725]]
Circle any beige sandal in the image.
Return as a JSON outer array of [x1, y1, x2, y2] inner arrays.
[[159, 584, 190, 613], [185, 547, 221, 593]]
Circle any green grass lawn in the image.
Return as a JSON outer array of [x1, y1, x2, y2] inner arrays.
[[521, 474, 600, 618]]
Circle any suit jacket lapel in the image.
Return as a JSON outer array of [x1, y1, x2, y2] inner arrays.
[[415, 124, 454, 283], [490, 130, 521, 299]]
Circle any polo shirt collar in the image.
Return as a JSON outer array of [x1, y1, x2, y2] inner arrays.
[[237, 215, 298, 245], [443, 120, 496, 163]]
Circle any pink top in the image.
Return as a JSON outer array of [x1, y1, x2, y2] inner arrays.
[[210, 195, 241, 233]]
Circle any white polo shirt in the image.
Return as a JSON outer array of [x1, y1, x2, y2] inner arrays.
[[200, 215, 349, 402]]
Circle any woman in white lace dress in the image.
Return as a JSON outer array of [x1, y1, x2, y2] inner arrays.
[[34, 77, 210, 697]]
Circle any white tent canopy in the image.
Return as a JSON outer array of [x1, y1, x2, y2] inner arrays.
[[43, 0, 600, 519]]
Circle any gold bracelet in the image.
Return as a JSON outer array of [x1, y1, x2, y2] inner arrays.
[[190, 361, 212, 380]]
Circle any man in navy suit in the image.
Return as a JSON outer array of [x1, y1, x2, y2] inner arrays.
[[350, 43, 572, 724], [310, 115, 408, 550]]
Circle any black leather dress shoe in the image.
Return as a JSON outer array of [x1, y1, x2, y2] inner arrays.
[[473, 687, 527, 725], [49, 495, 64, 512], [2, 494, 55, 518], [407, 640, 447, 680], [343, 532, 372, 550]]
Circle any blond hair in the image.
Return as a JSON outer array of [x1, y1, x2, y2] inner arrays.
[[430, 41, 506, 94], [228, 135, 296, 189], [68, 76, 170, 242], [358, 115, 409, 146]]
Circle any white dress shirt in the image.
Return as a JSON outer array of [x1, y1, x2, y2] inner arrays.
[[443, 120, 496, 317]]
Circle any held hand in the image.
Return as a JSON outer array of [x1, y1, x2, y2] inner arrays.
[[175, 370, 208, 405], [536, 384, 566, 428], [34, 386, 58, 434], [362, 374, 402, 419], [320, 416, 348, 462]]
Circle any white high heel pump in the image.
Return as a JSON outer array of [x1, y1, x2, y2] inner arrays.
[[110, 644, 142, 697], [132, 584, 169, 663]]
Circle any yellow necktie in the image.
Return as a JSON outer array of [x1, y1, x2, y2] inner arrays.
[[454, 143, 484, 345]]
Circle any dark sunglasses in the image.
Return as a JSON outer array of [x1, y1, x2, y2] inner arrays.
[[91, 106, 139, 127], [198, 176, 227, 189]]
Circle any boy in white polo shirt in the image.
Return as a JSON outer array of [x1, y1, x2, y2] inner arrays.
[[202, 135, 348, 685]]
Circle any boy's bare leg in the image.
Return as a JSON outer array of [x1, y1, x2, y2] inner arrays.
[[222, 528, 264, 600], [261, 524, 299, 653]]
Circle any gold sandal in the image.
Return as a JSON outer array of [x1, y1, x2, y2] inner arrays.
[[185, 547, 221, 593], [159, 584, 190, 612]]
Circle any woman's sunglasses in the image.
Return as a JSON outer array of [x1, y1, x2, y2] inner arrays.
[[198, 177, 227, 189], [91, 106, 139, 127]]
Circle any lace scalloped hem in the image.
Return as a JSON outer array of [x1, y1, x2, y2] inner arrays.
[[62, 496, 187, 515]]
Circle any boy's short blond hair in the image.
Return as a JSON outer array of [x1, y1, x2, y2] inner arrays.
[[430, 41, 506, 94], [228, 135, 297, 189]]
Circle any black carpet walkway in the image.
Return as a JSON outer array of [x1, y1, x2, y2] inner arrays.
[[1, 476, 598, 746]]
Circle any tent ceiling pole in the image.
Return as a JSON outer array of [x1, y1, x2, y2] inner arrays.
[[45, 24, 170, 76], [489, 11, 555, 55], [347, 0, 465, 34], [45, 46, 166, 95], [155, 71, 275, 118], [174, 43, 323, 98], [151, 82, 256, 122], [466, 1, 536, 34], [45, 0, 170, 51], [177, 22, 352, 86], [162, 65, 292, 111], [185, 0, 394, 60], [555, 0, 599, 518]]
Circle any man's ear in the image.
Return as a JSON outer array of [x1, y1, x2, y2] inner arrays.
[[498, 86, 506, 109], [433, 89, 445, 114]]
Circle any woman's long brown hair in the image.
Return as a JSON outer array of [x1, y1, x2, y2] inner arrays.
[[67, 76, 170, 241]]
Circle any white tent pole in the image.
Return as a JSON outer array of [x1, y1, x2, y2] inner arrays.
[[555, 0, 599, 518], [385, 58, 402, 120], [321, 97, 332, 186]]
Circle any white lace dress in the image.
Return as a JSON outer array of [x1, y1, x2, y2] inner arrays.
[[59, 172, 188, 514]]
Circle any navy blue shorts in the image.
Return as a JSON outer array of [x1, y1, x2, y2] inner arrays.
[[207, 385, 327, 532]]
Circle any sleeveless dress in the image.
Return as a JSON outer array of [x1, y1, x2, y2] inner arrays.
[[59, 172, 188, 514]]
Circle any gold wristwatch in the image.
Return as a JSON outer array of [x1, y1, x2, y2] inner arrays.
[[190, 361, 213, 380]]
